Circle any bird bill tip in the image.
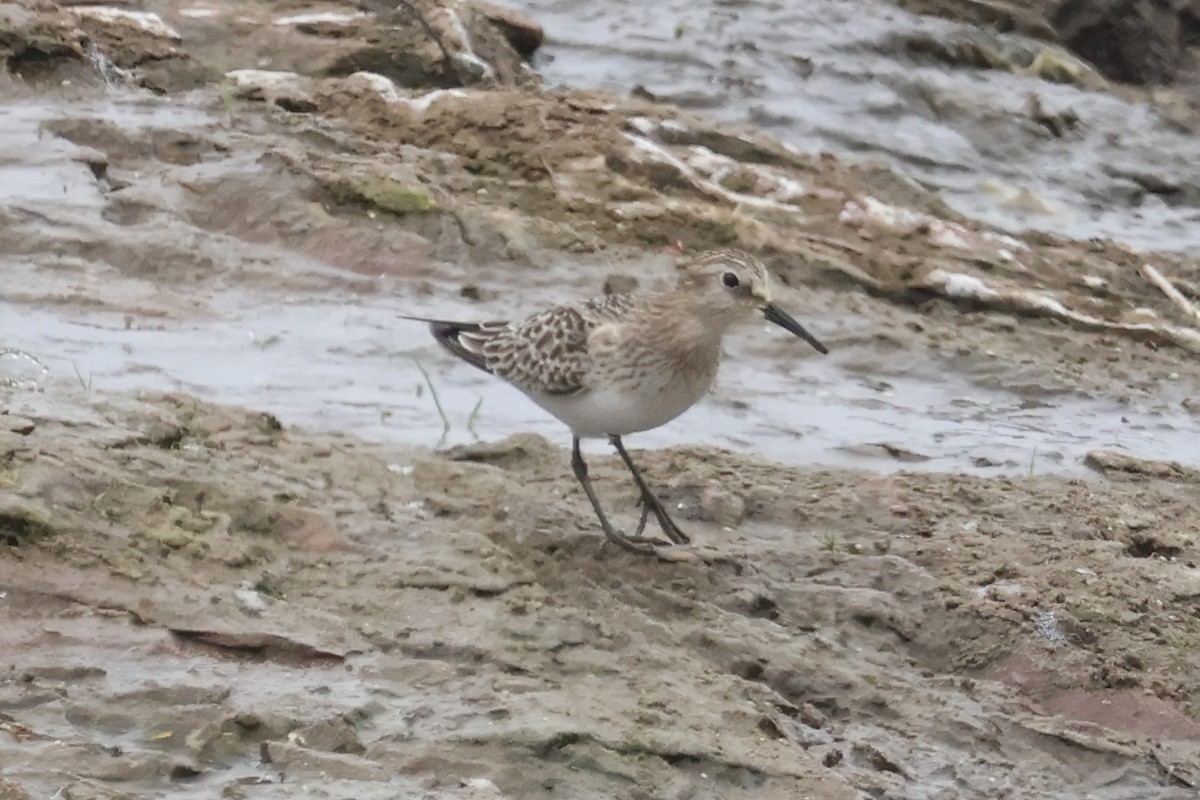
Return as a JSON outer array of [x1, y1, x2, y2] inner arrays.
[[762, 303, 828, 354]]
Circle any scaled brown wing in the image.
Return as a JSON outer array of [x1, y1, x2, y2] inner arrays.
[[425, 294, 634, 396], [481, 305, 591, 396]]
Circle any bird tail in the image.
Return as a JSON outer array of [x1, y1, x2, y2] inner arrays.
[[398, 314, 502, 375]]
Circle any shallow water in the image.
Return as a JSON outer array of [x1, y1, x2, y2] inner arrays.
[[5, 298, 1195, 476], [516, 0, 1200, 254], [0, 104, 105, 208]]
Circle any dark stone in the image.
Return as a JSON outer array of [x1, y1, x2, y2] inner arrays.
[[1053, 0, 1186, 84]]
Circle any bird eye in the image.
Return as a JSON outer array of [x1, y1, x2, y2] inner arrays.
[[722, 272, 739, 288]]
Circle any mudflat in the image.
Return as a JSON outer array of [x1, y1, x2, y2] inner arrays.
[[3, 1, 1200, 798]]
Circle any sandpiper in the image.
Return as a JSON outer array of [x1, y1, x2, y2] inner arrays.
[[406, 249, 828, 555]]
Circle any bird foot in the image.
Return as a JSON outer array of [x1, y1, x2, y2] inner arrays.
[[602, 530, 673, 555], [632, 497, 690, 545]]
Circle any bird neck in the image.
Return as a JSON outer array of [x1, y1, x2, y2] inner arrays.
[[639, 293, 728, 367]]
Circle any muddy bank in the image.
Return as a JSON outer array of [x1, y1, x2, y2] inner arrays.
[[3, 0, 1200, 798], [2, 392, 1200, 798]]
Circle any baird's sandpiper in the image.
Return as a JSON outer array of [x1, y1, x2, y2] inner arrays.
[[406, 249, 828, 555]]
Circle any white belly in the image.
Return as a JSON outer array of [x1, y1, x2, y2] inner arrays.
[[527, 369, 714, 438]]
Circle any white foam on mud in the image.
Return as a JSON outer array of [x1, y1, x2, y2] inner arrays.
[[273, 11, 369, 26], [67, 7, 182, 40], [348, 73, 468, 113], [179, 7, 220, 19]]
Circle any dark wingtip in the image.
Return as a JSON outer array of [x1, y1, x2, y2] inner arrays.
[[417, 318, 494, 375], [427, 320, 460, 343], [399, 315, 476, 347]]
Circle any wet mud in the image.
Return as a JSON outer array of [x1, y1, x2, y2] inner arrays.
[[3, 0, 1200, 798]]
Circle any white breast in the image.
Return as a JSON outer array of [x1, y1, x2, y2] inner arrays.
[[526, 365, 716, 438]]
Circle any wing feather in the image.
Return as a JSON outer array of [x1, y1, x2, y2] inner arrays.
[[484, 306, 590, 395], [406, 292, 639, 396], [426, 319, 508, 374]]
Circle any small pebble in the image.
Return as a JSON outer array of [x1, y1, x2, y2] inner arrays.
[[234, 584, 268, 616]]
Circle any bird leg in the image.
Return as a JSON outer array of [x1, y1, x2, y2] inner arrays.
[[632, 500, 653, 539], [609, 436, 691, 545], [571, 438, 662, 554]]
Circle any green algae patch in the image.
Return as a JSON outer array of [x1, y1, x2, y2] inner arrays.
[[336, 174, 439, 215], [139, 506, 215, 549]]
